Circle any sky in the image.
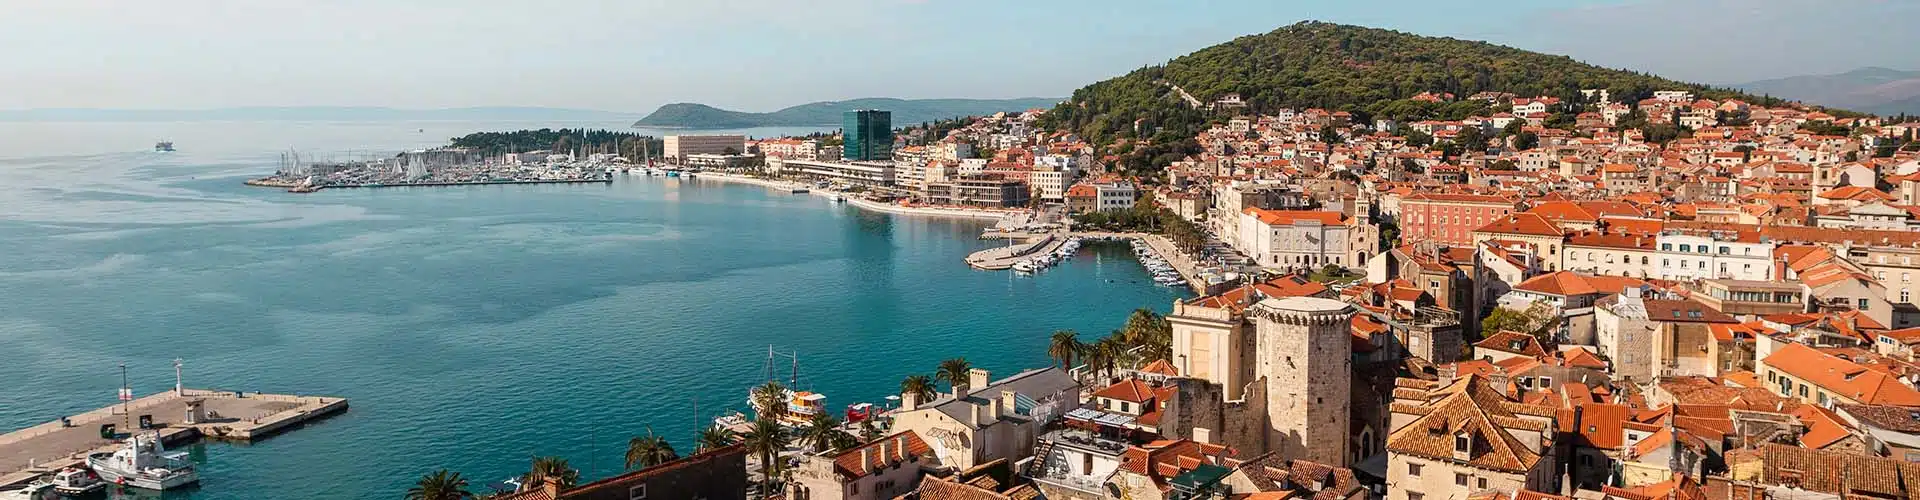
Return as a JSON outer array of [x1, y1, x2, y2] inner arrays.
[[3, 0, 1916, 112]]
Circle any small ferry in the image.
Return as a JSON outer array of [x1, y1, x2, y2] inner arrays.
[[50, 467, 106, 496], [153, 142, 175, 153], [86, 432, 198, 491]]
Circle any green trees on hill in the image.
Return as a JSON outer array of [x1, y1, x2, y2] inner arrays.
[[1045, 21, 1804, 170], [448, 128, 661, 159]]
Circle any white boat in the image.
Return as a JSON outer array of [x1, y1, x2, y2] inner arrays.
[[50, 467, 105, 496], [86, 432, 198, 491], [0, 480, 51, 500], [1012, 261, 1036, 274]]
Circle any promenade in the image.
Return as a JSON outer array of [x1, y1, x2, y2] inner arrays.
[[694, 172, 1018, 221], [0, 389, 347, 488], [965, 232, 1061, 270]]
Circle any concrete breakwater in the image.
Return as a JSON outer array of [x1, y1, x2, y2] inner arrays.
[[0, 389, 348, 488]]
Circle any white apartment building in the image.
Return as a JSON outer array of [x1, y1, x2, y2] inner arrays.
[[1029, 156, 1080, 202], [1094, 182, 1136, 212], [1654, 231, 1773, 281]]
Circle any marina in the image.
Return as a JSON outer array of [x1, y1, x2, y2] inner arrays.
[[0, 389, 348, 491], [244, 147, 621, 193]]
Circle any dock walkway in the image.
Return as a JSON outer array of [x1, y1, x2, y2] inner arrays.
[[0, 389, 347, 488], [966, 233, 1062, 270]]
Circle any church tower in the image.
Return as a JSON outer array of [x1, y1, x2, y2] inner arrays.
[[1250, 296, 1355, 466]]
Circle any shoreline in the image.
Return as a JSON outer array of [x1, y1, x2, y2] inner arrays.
[[243, 177, 613, 193], [692, 172, 1017, 221]]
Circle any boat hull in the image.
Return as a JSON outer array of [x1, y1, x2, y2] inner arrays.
[[87, 457, 198, 491]]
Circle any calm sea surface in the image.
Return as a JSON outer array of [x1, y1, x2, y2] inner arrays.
[[0, 120, 1188, 499]]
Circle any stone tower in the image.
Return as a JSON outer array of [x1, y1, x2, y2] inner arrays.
[[1250, 296, 1355, 466]]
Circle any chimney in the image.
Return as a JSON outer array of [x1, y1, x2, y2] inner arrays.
[[541, 477, 562, 498], [860, 446, 873, 475], [970, 403, 981, 427], [1000, 390, 1018, 417], [986, 396, 1003, 425], [901, 391, 919, 412], [879, 438, 892, 466], [952, 381, 969, 401], [894, 435, 907, 460], [1624, 286, 1641, 299], [1193, 427, 1213, 444], [968, 368, 991, 389]]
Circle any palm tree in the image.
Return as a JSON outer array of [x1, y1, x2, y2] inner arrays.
[[751, 381, 789, 421], [625, 430, 678, 470], [899, 374, 936, 403], [520, 456, 578, 491], [696, 426, 737, 453], [742, 417, 791, 494], [935, 358, 972, 391], [799, 412, 842, 453], [1048, 330, 1081, 369], [1082, 336, 1121, 380], [406, 469, 474, 500]]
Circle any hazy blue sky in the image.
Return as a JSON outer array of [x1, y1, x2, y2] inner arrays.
[[5, 0, 1915, 112]]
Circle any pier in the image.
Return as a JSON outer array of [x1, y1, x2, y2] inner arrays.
[[966, 232, 1062, 270], [0, 389, 348, 488]]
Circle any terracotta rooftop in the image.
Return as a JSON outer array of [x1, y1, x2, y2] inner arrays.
[[1762, 343, 1920, 407]]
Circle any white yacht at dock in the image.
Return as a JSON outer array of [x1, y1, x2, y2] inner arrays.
[[86, 432, 198, 491]]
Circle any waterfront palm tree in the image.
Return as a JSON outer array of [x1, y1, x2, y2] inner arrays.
[[1082, 336, 1122, 380], [625, 430, 678, 470], [696, 426, 737, 453], [742, 417, 792, 494], [1048, 330, 1082, 369], [935, 358, 972, 391], [899, 374, 936, 403], [751, 381, 789, 421], [520, 456, 578, 491], [799, 412, 843, 453], [406, 469, 474, 500]]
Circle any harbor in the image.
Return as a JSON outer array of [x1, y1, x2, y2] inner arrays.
[[0, 389, 348, 490], [245, 147, 620, 193]]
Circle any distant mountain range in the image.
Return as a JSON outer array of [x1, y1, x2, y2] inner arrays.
[[1735, 67, 1920, 116], [631, 98, 1061, 129], [0, 106, 642, 122]]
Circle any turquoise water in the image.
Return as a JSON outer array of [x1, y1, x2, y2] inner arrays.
[[0, 122, 1188, 499]]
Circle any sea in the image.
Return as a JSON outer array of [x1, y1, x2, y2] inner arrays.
[[0, 120, 1190, 499]]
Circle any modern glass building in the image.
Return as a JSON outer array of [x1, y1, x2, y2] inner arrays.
[[842, 110, 893, 162]]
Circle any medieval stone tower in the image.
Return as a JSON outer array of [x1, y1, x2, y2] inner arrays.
[[1250, 296, 1355, 466]]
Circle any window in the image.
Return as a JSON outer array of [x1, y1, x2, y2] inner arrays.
[[1680, 244, 1691, 252], [1642, 256, 1649, 265], [1904, 289, 1911, 303], [629, 484, 647, 500], [1454, 434, 1470, 453], [1455, 473, 1469, 486], [1662, 243, 1673, 251], [1478, 478, 1488, 489], [1410, 494, 1425, 500], [1719, 246, 1730, 254], [1408, 463, 1423, 477], [1698, 246, 1708, 254], [1860, 298, 1871, 310]]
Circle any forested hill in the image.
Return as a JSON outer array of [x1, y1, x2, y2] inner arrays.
[[1043, 21, 1793, 147], [634, 97, 1060, 129]]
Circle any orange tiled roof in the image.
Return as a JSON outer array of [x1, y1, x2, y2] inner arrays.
[[1475, 213, 1564, 237], [1763, 343, 1920, 407]]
